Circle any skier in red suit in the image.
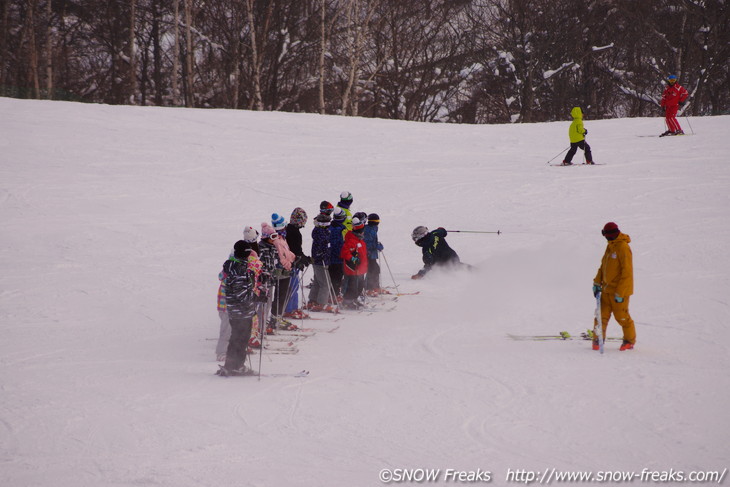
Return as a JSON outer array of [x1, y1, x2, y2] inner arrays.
[[340, 217, 368, 309], [660, 74, 689, 136]]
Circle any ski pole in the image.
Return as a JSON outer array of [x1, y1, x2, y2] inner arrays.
[[379, 250, 400, 295], [594, 291, 604, 355], [445, 229, 501, 235], [546, 146, 569, 164], [684, 115, 695, 135], [323, 265, 340, 312], [258, 284, 273, 380]]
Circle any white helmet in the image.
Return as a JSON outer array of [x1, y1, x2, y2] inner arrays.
[[411, 226, 429, 242]]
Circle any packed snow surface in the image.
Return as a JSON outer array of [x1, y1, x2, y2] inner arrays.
[[1, 98, 729, 486]]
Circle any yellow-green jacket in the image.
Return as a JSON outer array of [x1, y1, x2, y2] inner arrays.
[[569, 107, 587, 143], [593, 233, 633, 298]]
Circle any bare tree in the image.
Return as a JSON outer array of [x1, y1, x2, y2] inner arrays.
[[183, 0, 194, 107], [172, 0, 180, 105]]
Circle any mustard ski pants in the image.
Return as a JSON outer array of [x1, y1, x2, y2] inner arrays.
[[595, 293, 636, 344]]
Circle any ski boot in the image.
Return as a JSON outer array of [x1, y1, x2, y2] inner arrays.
[[619, 340, 635, 351]]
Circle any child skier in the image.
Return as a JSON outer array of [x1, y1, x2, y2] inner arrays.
[[216, 240, 262, 376], [337, 191, 354, 231], [340, 217, 368, 308], [283, 207, 310, 319], [562, 107, 594, 165], [259, 220, 296, 330], [328, 208, 347, 300], [215, 226, 260, 361], [411, 226, 463, 279], [215, 250, 233, 362], [363, 213, 384, 295], [307, 213, 333, 311], [660, 74, 689, 136]]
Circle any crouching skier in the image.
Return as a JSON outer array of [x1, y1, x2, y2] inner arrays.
[[411, 226, 465, 279], [217, 240, 264, 376]]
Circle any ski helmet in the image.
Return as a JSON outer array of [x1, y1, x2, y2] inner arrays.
[[411, 226, 429, 243], [367, 213, 380, 225], [667, 74, 677, 84]]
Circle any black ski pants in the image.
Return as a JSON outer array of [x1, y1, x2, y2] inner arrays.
[[565, 140, 593, 163]]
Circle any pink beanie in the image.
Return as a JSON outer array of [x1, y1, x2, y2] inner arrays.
[[261, 222, 277, 238]]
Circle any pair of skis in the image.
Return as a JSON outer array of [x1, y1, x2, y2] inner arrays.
[[217, 365, 309, 378], [508, 292, 606, 354]]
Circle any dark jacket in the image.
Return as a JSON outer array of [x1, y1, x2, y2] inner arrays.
[[285, 223, 304, 257], [416, 228, 460, 277], [311, 226, 331, 266], [222, 257, 256, 318], [257, 239, 278, 284]]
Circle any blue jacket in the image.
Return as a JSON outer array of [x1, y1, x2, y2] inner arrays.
[[329, 221, 345, 264], [363, 225, 383, 260]]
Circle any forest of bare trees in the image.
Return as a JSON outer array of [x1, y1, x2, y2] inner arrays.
[[2, 0, 728, 123]]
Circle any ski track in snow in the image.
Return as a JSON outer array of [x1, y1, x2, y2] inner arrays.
[[1, 98, 730, 486]]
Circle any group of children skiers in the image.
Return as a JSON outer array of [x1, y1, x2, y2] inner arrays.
[[215, 191, 385, 376], [212, 73, 682, 374]]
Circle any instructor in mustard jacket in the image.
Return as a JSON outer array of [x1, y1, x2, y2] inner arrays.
[[592, 222, 636, 351]]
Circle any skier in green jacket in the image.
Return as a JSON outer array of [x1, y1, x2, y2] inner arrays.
[[562, 107, 595, 165]]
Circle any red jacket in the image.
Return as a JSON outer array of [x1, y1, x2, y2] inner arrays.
[[340, 231, 368, 276], [661, 83, 688, 108]]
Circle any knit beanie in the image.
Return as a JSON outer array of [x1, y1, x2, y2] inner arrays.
[[243, 226, 259, 243], [319, 201, 334, 216], [271, 213, 286, 230], [290, 207, 308, 228], [261, 222, 277, 239], [314, 214, 331, 228], [333, 207, 346, 222], [352, 217, 365, 232], [338, 191, 353, 209], [601, 222, 620, 239]]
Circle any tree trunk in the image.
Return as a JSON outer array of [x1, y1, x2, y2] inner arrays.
[[129, 0, 137, 104], [27, 0, 41, 99], [184, 0, 194, 107], [45, 0, 52, 99], [152, 0, 162, 106], [245, 0, 265, 111], [318, 0, 326, 114], [172, 0, 180, 105]]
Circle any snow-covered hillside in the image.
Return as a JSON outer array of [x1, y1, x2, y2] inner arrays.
[[1, 97, 729, 486]]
